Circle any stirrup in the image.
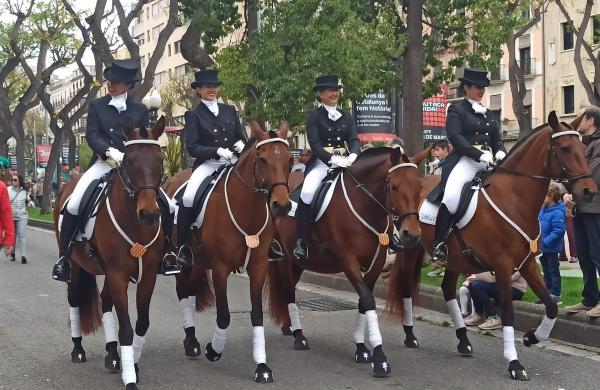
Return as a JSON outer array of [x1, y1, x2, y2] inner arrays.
[[177, 245, 193, 268], [268, 240, 284, 260], [292, 239, 306, 260], [432, 242, 448, 267], [52, 257, 72, 283], [161, 252, 181, 275]]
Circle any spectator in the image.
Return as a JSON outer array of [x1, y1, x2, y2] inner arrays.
[[387, 136, 404, 149], [564, 106, 600, 317], [291, 149, 311, 173], [538, 183, 566, 303], [0, 159, 15, 258], [35, 179, 43, 209], [428, 140, 449, 176], [8, 174, 32, 264], [459, 274, 476, 317], [464, 271, 527, 330]]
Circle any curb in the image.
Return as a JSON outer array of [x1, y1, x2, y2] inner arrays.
[[299, 271, 600, 348], [28, 219, 54, 231]]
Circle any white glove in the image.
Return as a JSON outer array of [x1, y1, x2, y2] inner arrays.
[[233, 140, 245, 154], [479, 152, 494, 165], [347, 153, 358, 165], [106, 147, 124, 166], [495, 151, 507, 161], [217, 147, 234, 160], [330, 155, 350, 169]]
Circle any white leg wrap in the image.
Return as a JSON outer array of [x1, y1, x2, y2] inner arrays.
[[180, 298, 195, 329], [503, 326, 518, 362], [288, 303, 302, 331], [365, 310, 382, 348], [211, 326, 228, 354], [102, 312, 118, 344], [352, 313, 367, 344], [459, 286, 470, 315], [447, 299, 465, 329], [533, 315, 556, 341], [69, 307, 82, 338], [132, 334, 146, 364], [252, 326, 267, 364], [120, 345, 136, 385], [402, 298, 414, 327]]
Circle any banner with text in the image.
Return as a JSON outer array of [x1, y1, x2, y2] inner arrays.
[[37, 145, 51, 164], [422, 84, 448, 142], [353, 91, 395, 142]]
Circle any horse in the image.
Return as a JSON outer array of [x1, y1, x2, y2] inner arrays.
[[54, 118, 167, 390], [267, 146, 423, 378], [386, 111, 598, 381], [162, 121, 292, 383]]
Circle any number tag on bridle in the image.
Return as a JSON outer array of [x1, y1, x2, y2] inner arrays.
[[245, 235, 260, 249], [130, 243, 147, 258], [378, 233, 390, 246]]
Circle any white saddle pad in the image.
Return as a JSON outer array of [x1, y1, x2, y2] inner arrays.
[[419, 186, 479, 229], [287, 174, 340, 222], [174, 168, 228, 229], [58, 183, 107, 242]]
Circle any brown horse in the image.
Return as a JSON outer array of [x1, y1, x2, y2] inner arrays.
[[267, 146, 423, 378], [54, 118, 167, 390], [162, 122, 292, 383], [386, 111, 597, 381]]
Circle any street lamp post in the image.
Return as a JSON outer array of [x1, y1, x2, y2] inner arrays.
[[142, 88, 162, 127]]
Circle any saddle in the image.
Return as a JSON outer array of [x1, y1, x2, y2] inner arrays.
[[288, 170, 341, 222]]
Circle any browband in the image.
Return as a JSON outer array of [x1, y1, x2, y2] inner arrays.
[[388, 163, 418, 173], [552, 130, 581, 141], [124, 140, 161, 146], [256, 138, 289, 148]]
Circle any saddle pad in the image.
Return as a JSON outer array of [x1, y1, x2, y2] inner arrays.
[[419, 188, 479, 229], [287, 174, 340, 222], [58, 183, 107, 242]]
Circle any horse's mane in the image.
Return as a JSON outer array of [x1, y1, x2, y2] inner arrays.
[[351, 147, 393, 179], [497, 122, 550, 166], [241, 130, 281, 154], [355, 146, 392, 161]]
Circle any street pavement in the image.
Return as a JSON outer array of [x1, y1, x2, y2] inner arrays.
[[0, 227, 598, 390]]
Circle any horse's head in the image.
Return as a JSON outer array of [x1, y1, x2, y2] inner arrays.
[[387, 147, 422, 248], [248, 121, 293, 217], [547, 111, 598, 202], [121, 116, 166, 226]]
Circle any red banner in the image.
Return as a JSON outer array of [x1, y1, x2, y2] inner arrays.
[[422, 84, 448, 141], [37, 144, 51, 163]]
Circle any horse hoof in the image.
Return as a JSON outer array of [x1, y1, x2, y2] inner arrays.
[[184, 337, 202, 359], [508, 360, 529, 381], [135, 363, 140, 384], [254, 363, 274, 383], [281, 326, 293, 336], [105, 352, 121, 372], [205, 342, 222, 362], [404, 337, 420, 348], [353, 343, 372, 364], [523, 330, 539, 347], [293, 334, 310, 350], [371, 345, 390, 378], [71, 348, 87, 363], [125, 383, 138, 390], [457, 341, 473, 356]]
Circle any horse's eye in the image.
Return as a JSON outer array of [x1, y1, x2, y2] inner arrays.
[[559, 145, 571, 153], [391, 184, 399, 192]]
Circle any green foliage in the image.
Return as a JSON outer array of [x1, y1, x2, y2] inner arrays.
[[163, 135, 182, 178], [79, 142, 93, 171]]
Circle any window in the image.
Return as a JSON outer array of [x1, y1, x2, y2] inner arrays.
[[562, 22, 574, 50], [524, 90, 532, 120], [146, 31, 150, 42], [563, 85, 574, 114], [174, 65, 186, 77], [594, 15, 600, 44], [152, 24, 163, 41], [137, 9, 144, 23], [519, 47, 531, 74], [154, 71, 167, 86], [490, 61, 502, 81], [136, 33, 145, 45], [174, 40, 181, 54], [167, 44, 171, 56], [152, 2, 160, 16], [489, 94, 502, 131], [140, 55, 146, 69]]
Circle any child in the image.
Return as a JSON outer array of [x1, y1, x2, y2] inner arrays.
[[538, 183, 567, 303]]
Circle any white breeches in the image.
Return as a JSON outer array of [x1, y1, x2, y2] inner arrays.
[[181, 158, 236, 207], [66, 160, 112, 215], [441, 154, 491, 215], [300, 160, 329, 204]]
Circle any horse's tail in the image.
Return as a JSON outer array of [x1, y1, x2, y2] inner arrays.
[[194, 269, 215, 312], [385, 246, 424, 320], [266, 259, 292, 326], [78, 269, 103, 335]]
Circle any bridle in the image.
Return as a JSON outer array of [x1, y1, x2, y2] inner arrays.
[[118, 139, 163, 199], [233, 137, 291, 200], [491, 129, 591, 191]]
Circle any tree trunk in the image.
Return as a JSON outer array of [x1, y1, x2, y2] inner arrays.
[[401, 0, 424, 155], [506, 30, 532, 138]]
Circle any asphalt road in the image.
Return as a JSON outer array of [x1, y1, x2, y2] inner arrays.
[[0, 227, 597, 390]]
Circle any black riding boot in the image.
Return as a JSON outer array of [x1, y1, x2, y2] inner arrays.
[[292, 201, 310, 260], [176, 206, 194, 267], [52, 211, 78, 283], [432, 204, 454, 265], [158, 198, 180, 276]]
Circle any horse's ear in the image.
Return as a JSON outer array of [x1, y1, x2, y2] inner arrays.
[[277, 121, 289, 139], [570, 112, 584, 130], [121, 116, 137, 141], [250, 120, 267, 140], [409, 146, 431, 166], [548, 111, 560, 132], [152, 116, 166, 140], [390, 145, 402, 166]]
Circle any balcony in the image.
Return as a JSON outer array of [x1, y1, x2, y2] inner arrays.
[[519, 57, 537, 76]]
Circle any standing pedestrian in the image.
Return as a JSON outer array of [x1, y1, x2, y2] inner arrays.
[[0, 159, 15, 258], [564, 106, 600, 317], [7, 174, 31, 263], [538, 183, 566, 303], [35, 179, 43, 208]]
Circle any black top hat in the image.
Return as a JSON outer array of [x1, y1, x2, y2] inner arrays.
[[459, 68, 490, 87], [103, 59, 141, 84], [191, 70, 222, 89], [313, 75, 343, 92]]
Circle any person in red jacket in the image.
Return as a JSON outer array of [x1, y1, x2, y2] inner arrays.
[[0, 160, 15, 256]]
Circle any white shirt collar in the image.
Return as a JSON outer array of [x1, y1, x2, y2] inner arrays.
[[468, 99, 487, 115], [108, 92, 128, 113], [322, 104, 342, 121], [202, 99, 219, 116]]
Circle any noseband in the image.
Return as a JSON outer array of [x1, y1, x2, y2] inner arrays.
[[118, 140, 163, 199], [386, 162, 420, 226]]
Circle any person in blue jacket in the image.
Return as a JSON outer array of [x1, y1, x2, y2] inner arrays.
[[538, 183, 567, 302]]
